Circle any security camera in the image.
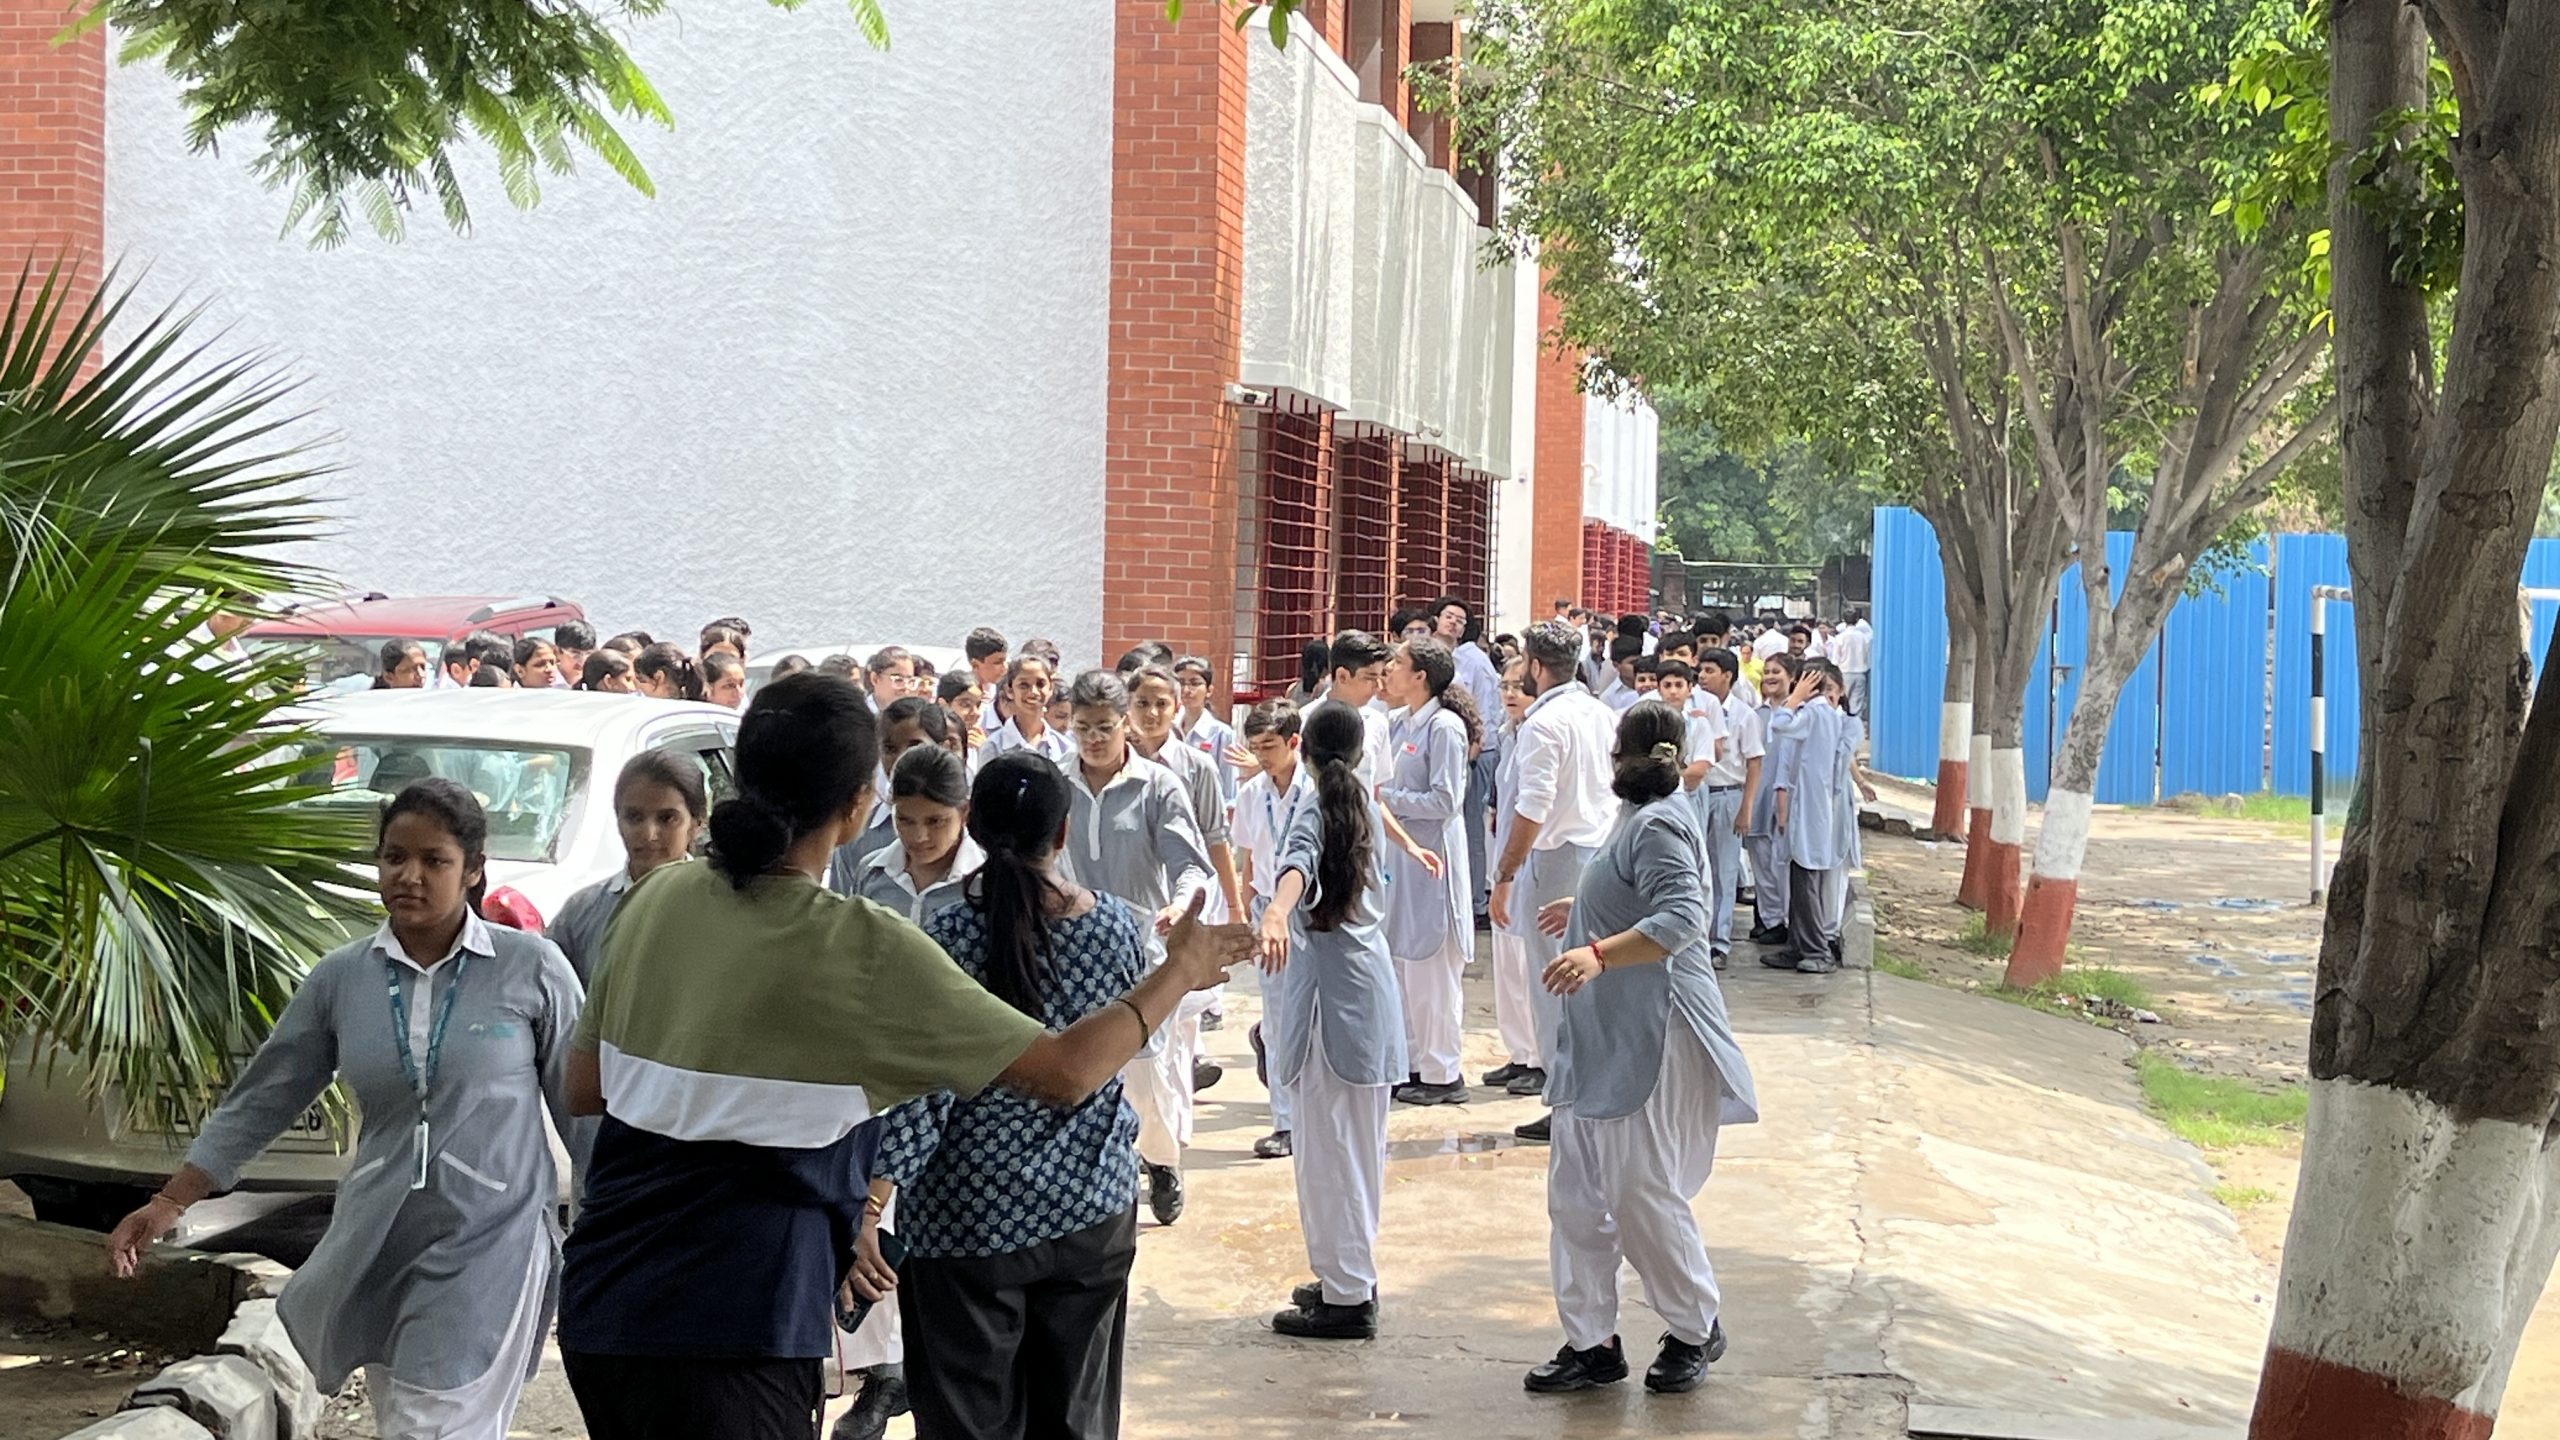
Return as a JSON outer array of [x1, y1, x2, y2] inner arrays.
[[1224, 383, 1272, 406]]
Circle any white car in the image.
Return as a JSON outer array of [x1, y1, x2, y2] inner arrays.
[[0, 690, 739, 1231]]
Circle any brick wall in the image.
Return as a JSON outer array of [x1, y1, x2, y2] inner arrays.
[[1105, 0, 1249, 685], [1529, 272, 1584, 615], [0, 0, 105, 317]]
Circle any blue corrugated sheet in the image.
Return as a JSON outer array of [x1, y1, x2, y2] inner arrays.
[[1869, 506, 1947, 781], [2159, 544, 2269, 798]]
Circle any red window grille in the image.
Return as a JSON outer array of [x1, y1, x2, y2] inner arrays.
[[1333, 429, 1397, 635], [1446, 468, 1493, 619], [1233, 394, 1337, 699], [1582, 520, 1611, 614], [1395, 443, 1450, 609]]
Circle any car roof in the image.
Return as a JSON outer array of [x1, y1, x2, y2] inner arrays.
[[243, 596, 579, 637], [751, 640, 967, 674], [281, 690, 736, 747]]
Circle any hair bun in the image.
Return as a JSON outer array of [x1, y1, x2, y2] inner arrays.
[[706, 792, 794, 888], [1651, 740, 1684, 764]]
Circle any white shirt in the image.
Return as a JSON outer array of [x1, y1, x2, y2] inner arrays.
[[1231, 767, 1315, 902], [370, 912, 499, 1071], [1452, 642, 1504, 741], [1598, 677, 1640, 712], [980, 715, 1075, 767], [1831, 623, 1872, 674], [1751, 629, 1789, 662], [1680, 699, 1729, 783], [1509, 681, 1620, 854], [1707, 688, 1764, 788]]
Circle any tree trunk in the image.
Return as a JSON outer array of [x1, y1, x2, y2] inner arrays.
[[2252, 5, 2560, 1435], [1935, 583, 1979, 838], [2008, 584, 2173, 984]]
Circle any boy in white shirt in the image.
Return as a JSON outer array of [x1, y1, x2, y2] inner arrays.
[[1697, 647, 1763, 965], [1231, 698, 1313, 1161]]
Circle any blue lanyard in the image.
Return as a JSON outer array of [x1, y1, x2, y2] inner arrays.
[[1265, 776, 1307, 846], [386, 950, 469, 1191]]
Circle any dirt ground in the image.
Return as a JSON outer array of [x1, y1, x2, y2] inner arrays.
[[1861, 774, 2560, 1429], [0, 1180, 188, 1440]]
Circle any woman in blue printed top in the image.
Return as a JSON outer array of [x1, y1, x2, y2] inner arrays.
[[866, 751, 1156, 1440]]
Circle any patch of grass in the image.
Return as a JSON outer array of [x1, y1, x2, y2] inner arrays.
[[1873, 944, 1928, 980], [2212, 1183, 2275, 1209], [2136, 1051, 2308, 1150], [2052, 965, 2152, 1010], [2230, 791, 2314, 832], [1956, 913, 2015, 959]]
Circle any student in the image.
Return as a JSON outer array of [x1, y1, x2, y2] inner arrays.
[[601, 631, 650, 660], [438, 643, 481, 689], [1833, 610, 1873, 717], [552, 751, 708, 986], [1059, 669, 1214, 1226], [1764, 660, 1855, 974], [1480, 657, 1544, 1096], [514, 637, 563, 690], [1255, 704, 1409, 1342], [1785, 624, 1814, 661], [1743, 655, 1802, 946], [865, 646, 918, 707], [633, 643, 703, 702], [463, 631, 515, 680], [1378, 638, 1469, 1106], [981, 656, 1073, 766], [1632, 654, 1662, 699], [827, 698, 952, 895], [374, 639, 429, 690], [1430, 597, 1505, 920], [964, 626, 1009, 701], [1750, 620, 1790, 665], [936, 670, 985, 748], [698, 622, 749, 663], [109, 780, 586, 1439], [701, 650, 748, 710], [1599, 636, 1646, 711], [1693, 648, 1762, 965], [1285, 638, 1331, 708], [1128, 665, 1245, 1092], [555, 621, 597, 689], [578, 649, 637, 694], [1524, 701, 1758, 1397], [866, 754, 1162, 1440], [557, 676, 1246, 1440], [1171, 655, 1242, 809], [1490, 622, 1622, 1140], [1655, 631, 1697, 671], [1303, 630, 1394, 789], [1654, 661, 1729, 967], [469, 664, 511, 688], [1230, 699, 1311, 1160]]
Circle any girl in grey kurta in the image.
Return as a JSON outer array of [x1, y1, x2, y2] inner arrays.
[[107, 779, 583, 1440], [1743, 654, 1803, 940], [549, 749, 708, 987], [1255, 704, 1409, 1341], [1379, 638, 1474, 1100], [1525, 701, 1759, 1398]]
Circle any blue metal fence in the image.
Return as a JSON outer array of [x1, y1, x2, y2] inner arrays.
[[1864, 507, 2552, 804]]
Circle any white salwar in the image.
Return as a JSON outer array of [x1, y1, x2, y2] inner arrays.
[[1291, 1015, 1391, 1306], [1398, 930, 1470, 1086], [1547, 1021, 1726, 1352], [363, 1225, 550, 1440], [1490, 926, 1540, 1068], [1129, 1007, 1199, 1167]]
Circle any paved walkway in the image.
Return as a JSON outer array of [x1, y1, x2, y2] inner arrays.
[[352, 938, 2276, 1439]]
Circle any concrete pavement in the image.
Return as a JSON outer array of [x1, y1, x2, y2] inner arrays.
[[325, 938, 2274, 1439]]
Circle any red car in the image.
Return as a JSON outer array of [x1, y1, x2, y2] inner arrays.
[[240, 594, 589, 690]]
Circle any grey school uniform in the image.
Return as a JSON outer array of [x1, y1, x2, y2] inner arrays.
[[849, 834, 983, 924], [1379, 698, 1473, 960], [183, 917, 584, 1395], [548, 869, 631, 988], [824, 790, 899, 898], [1550, 797, 1760, 1125], [1265, 797, 1409, 1089], [1058, 751, 1211, 918], [1149, 739, 1232, 850]]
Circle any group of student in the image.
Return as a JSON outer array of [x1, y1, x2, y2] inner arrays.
[[104, 595, 1874, 1440]]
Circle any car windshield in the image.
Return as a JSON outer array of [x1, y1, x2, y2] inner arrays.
[[283, 737, 583, 863], [243, 634, 447, 689]]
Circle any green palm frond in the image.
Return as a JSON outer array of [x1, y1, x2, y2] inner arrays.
[[0, 263, 370, 1123]]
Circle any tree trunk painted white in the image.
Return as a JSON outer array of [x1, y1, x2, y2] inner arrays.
[[1981, 744, 2026, 936], [2008, 786, 2091, 985]]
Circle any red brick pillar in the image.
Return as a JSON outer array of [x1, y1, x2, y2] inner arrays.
[[1530, 273, 1585, 618], [0, 0, 106, 316], [1105, 2, 1249, 684]]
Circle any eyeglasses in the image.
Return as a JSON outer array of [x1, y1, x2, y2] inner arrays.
[[1070, 720, 1124, 739]]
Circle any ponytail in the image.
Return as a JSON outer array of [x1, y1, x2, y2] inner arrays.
[[635, 642, 704, 701], [1300, 705, 1374, 933], [966, 752, 1074, 1018]]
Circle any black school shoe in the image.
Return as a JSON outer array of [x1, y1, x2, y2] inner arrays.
[[829, 1366, 909, 1440], [1505, 1067, 1547, 1096], [1273, 1297, 1379, 1339], [1291, 1280, 1378, 1310], [1749, 923, 1789, 946], [1644, 1321, 1726, 1393], [1514, 1114, 1551, 1143], [1192, 1059, 1224, 1093], [1482, 1062, 1527, 1086], [1253, 1130, 1293, 1159], [1392, 1079, 1469, 1106], [1524, 1337, 1628, 1392], [1144, 1163, 1185, 1225]]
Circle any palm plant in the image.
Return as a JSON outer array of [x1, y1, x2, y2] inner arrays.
[[0, 263, 373, 1128]]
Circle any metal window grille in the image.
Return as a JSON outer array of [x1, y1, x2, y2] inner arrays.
[[1395, 443, 1450, 609], [1582, 521, 1611, 614], [1334, 429, 1397, 634], [1233, 394, 1338, 699], [1446, 467, 1494, 618]]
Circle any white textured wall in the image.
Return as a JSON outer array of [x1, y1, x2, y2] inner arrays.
[[103, 4, 1115, 654], [1582, 392, 1658, 540], [1495, 259, 1540, 634]]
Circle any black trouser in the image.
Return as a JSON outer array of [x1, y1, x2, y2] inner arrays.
[[900, 1209, 1136, 1440], [562, 1351, 822, 1440], [1787, 863, 1846, 964]]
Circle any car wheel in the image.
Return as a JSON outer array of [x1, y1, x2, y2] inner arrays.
[[16, 1176, 154, 1232]]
